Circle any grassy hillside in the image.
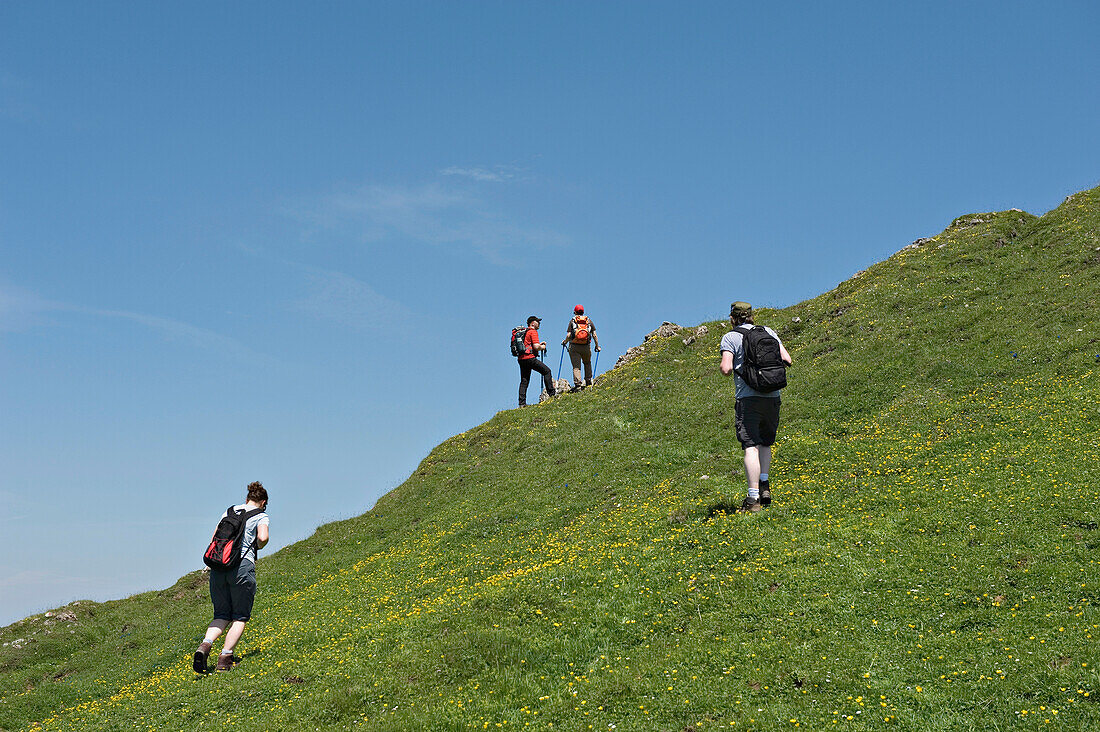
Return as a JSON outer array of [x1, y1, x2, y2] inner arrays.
[[3, 185, 1100, 731]]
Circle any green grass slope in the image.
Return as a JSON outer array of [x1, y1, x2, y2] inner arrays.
[[3, 185, 1100, 731]]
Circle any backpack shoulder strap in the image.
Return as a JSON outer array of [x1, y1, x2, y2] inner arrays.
[[242, 507, 266, 560]]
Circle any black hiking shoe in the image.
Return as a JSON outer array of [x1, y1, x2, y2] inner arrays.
[[759, 480, 771, 507], [193, 642, 212, 674], [736, 496, 762, 514]]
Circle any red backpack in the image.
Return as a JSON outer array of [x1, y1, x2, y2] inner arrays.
[[571, 316, 590, 344], [203, 505, 266, 570]]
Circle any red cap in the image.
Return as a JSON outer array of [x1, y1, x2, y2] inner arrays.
[[574, 304, 584, 313]]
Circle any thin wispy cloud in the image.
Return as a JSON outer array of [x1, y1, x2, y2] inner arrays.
[[292, 268, 420, 332], [299, 176, 569, 263], [0, 282, 62, 331], [0, 282, 259, 360], [439, 165, 520, 182], [86, 308, 260, 359]]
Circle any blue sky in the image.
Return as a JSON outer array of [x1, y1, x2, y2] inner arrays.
[[2, 1, 1098, 625]]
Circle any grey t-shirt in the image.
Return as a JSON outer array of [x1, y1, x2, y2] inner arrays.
[[719, 325, 785, 399], [224, 504, 270, 565]]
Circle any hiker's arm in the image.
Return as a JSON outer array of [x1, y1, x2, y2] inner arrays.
[[780, 344, 792, 366], [256, 523, 269, 549], [720, 351, 734, 375]]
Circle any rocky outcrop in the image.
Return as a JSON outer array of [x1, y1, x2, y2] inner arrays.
[[613, 322, 676, 370], [614, 345, 647, 370], [610, 321, 690, 369], [43, 610, 77, 624], [900, 236, 936, 252], [681, 324, 709, 346], [645, 322, 682, 341], [539, 378, 573, 402]]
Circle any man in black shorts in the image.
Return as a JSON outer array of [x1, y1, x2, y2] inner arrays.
[[719, 302, 792, 512]]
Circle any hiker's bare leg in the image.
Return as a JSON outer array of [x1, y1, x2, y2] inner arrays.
[[743, 446, 761, 492], [204, 618, 229, 642], [220, 620, 247, 654]]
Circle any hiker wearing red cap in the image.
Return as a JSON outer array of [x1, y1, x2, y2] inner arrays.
[[561, 305, 600, 391]]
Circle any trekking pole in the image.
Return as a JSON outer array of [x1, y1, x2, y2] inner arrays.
[[594, 349, 600, 377], [557, 344, 566, 380]]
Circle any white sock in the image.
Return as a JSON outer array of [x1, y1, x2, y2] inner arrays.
[[748, 487, 760, 500], [202, 635, 218, 646], [760, 473, 769, 483], [219, 650, 234, 657]]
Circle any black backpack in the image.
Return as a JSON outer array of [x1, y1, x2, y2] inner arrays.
[[203, 505, 266, 570], [733, 325, 787, 393], [510, 326, 530, 357]]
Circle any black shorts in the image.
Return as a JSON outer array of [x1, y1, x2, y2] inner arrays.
[[210, 560, 257, 622], [735, 396, 781, 448]]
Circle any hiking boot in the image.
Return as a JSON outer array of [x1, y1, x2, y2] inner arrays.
[[215, 654, 237, 672], [736, 496, 762, 514], [193, 642, 212, 674], [759, 480, 771, 507], [569, 385, 580, 393]]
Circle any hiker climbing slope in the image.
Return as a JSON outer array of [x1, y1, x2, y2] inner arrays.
[[561, 304, 600, 391], [194, 482, 270, 673], [514, 315, 555, 407], [719, 301, 792, 513]]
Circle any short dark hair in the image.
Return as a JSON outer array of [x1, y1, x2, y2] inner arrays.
[[246, 481, 268, 504]]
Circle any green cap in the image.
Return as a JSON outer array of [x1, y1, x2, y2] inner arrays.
[[730, 301, 753, 318]]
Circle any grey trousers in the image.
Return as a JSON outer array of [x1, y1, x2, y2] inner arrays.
[[568, 342, 593, 386]]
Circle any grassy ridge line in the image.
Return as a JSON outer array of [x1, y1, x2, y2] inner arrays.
[[3, 183, 1100, 730]]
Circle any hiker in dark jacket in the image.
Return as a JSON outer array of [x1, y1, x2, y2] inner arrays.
[[193, 482, 270, 673], [719, 302, 792, 513], [518, 315, 555, 406], [561, 304, 600, 391]]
